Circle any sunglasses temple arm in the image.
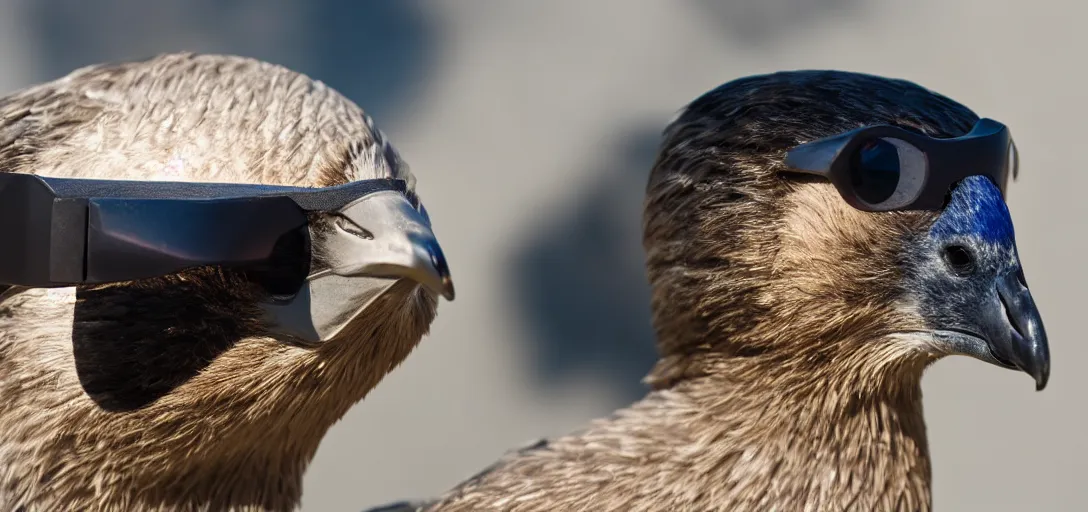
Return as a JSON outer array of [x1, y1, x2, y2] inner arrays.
[[783, 141, 843, 178]]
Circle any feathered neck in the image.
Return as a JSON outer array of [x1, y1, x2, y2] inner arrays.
[[429, 351, 933, 512], [0, 280, 435, 512]]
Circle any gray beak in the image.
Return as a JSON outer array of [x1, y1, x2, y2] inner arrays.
[[927, 263, 1050, 391], [323, 191, 454, 300], [261, 190, 452, 343]]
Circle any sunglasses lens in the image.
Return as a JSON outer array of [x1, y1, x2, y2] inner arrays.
[[849, 138, 901, 205]]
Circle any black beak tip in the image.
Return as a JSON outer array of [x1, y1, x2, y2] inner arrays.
[[441, 276, 455, 301], [1009, 335, 1049, 392], [1032, 352, 1050, 391], [425, 241, 454, 301]]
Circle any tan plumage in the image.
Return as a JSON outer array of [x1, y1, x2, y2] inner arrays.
[[372, 72, 1012, 511], [0, 53, 437, 511]]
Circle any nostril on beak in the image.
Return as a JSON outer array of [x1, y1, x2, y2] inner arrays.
[[941, 244, 977, 276], [998, 290, 1027, 342], [1015, 267, 1027, 288]]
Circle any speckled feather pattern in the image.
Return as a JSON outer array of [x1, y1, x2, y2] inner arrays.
[[0, 52, 415, 188], [0, 53, 437, 511], [383, 71, 986, 512]]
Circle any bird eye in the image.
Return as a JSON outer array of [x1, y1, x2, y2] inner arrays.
[[848, 137, 925, 209], [941, 244, 977, 276], [334, 216, 373, 240]]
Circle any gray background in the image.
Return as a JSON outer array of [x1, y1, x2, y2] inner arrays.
[[0, 1, 1082, 510]]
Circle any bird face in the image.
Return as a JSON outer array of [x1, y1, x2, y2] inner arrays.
[[776, 172, 1048, 391], [777, 115, 1048, 390], [909, 176, 1049, 389], [645, 70, 1051, 392]]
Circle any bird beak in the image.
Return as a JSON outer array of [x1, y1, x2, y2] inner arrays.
[[260, 190, 453, 343], [917, 176, 1050, 390], [324, 190, 454, 300]]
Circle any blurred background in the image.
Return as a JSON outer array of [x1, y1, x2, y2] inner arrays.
[[1, 0, 1082, 510]]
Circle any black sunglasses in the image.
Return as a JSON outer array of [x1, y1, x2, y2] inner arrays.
[[0, 173, 412, 288], [783, 118, 1018, 211], [0, 173, 457, 343]]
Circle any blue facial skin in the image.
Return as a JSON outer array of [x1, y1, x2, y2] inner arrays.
[[930, 175, 1016, 250]]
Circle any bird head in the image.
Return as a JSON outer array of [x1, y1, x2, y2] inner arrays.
[[643, 71, 1049, 395], [0, 53, 452, 505]]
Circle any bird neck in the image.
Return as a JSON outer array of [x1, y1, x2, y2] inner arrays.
[[0, 283, 434, 512], [0, 341, 360, 511], [433, 353, 933, 512], [680, 362, 932, 510]]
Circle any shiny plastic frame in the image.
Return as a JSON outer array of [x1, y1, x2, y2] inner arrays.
[[783, 118, 1017, 211]]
